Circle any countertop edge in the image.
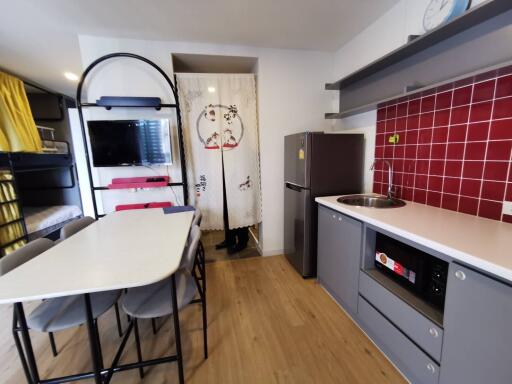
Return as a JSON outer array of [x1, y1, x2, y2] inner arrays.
[[315, 197, 512, 283]]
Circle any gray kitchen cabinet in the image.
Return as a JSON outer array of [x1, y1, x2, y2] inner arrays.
[[358, 296, 440, 384], [359, 271, 444, 362], [440, 263, 512, 384], [317, 205, 362, 313]]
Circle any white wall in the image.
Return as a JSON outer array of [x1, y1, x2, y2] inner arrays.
[[330, 0, 487, 191], [78, 35, 333, 256]]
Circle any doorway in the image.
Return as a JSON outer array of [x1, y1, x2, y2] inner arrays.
[[172, 53, 262, 262]]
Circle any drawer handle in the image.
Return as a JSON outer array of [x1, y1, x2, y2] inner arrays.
[[429, 327, 439, 338], [338, 217, 343, 221], [426, 363, 436, 374], [332, 214, 336, 219], [455, 270, 466, 281]]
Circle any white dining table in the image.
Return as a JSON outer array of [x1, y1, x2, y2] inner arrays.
[[0, 208, 194, 384]]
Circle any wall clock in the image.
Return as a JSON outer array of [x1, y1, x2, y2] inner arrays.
[[423, 0, 471, 31]]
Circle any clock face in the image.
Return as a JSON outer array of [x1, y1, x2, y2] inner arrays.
[[423, 0, 470, 31]]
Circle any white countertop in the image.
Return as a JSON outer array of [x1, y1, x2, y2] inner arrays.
[[0, 209, 194, 304], [316, 195, 512, 282]]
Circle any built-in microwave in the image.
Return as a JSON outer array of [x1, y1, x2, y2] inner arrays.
[[375, 233, 448, 309]]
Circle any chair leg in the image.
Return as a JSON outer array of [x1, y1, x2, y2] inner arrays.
[[170, 274, 185, 384], [191, 264, 208, 360], [12, 309, 32, 383], [196, 243, 208, 359], [15, 303, 41, 384], [48, 332, 58, 357], [133, 319, 144, 379], [124, 289, 131, 323], [94, 319, 104, 370], [201, 241, 206, 294], [151, 318, 157, 335], [202, 290, 208, 359], [114, 302, 123, 337]]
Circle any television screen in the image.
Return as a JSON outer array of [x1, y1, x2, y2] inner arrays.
[[87, 119, 172, 167]]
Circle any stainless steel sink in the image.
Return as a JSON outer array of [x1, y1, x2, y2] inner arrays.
[[337, 194, 406, 208]]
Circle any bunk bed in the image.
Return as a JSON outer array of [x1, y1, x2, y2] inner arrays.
[[24, 205, 81, 240], [0, 132, 82, 255], [16, 135, 81, 238]]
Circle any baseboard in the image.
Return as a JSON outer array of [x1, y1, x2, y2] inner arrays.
[[262, 249, 285, 257]]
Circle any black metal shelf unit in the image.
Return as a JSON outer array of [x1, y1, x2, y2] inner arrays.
[[92, 182, 185, 191], [325, 0, 512, 118], [76, 52, 189, 219]]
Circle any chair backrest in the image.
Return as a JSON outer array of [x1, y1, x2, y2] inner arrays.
[[0, 238, 54, 276], [191, 209, 202, 227], [60, 216, 95, 240], [180, 225, 201, 272]]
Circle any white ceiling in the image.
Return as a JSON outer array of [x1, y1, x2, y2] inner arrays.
[[0, 0, 398, 96]]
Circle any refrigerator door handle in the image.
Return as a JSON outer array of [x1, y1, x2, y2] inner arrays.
[[285, 182, 303, 192]]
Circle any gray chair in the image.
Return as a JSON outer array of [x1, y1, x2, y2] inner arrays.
[[191, 208, 202, 227], [0, 239, 54, 382], [188, 208, 206, 282], [188, 209, 206, 293], [60, 216, 95, 239], [178, 210, 201, 270], [121, 225, 207, 378], [0, 238, 53, 276], [26, 217, 122, 359]]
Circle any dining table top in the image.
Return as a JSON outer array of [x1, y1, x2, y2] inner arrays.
[[0, 208, 194, 305]]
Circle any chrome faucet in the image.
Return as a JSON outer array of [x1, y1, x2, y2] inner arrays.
[[370, 159, 394, 199]]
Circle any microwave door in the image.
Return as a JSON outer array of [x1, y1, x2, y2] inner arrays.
[[284, 182, 312, 276]]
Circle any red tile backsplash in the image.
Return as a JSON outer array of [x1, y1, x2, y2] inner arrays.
[[374, 69, 512, 223], [496, 75, 512, 98]]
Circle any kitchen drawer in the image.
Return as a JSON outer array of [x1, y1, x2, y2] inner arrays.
[[359, 271, 443, 362], [358, 296, 440, 384]]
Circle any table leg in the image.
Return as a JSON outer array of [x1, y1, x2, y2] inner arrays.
[[12, 304, 36, 383], [84, 293, 102, 384], [170, 274, 185, 384], [15, 302, 40, 384]]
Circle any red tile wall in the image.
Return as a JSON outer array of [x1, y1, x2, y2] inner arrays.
[[374, 67, 512, 223]]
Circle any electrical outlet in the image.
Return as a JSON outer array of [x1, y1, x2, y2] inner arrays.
[[502, 201, 512, 216]]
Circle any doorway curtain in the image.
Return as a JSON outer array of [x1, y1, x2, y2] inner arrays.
[[177, 74, 261, 230]]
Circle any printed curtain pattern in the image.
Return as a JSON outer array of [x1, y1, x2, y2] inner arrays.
[[178, 74, 262, 230], [0, 71, 42, 152], [0, 171, 26, 255]]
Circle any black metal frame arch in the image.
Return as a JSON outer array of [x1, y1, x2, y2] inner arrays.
[[75, 52, 189, 218]]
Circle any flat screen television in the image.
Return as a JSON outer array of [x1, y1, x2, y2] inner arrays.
[[87, 119, 172, 167]]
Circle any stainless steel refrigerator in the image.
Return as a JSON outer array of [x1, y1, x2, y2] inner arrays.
[[284, 132, 364, 277]]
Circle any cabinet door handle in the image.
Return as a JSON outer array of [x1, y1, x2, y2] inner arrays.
[[426, 363, 436, 374], [455, 270, 466, 281], [428, 327, 439, 338]]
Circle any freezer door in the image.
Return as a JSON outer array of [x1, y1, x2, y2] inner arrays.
[[284, 132, 311, 188], [283, 182, 313, 277], [309, 133, 364, 196]]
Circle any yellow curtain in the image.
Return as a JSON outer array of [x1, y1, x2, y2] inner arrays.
[[0, 71, 42, 152], [0, 171, 26, 256]]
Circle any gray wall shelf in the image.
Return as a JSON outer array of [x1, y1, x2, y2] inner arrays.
[[326, 0, 512, 118]]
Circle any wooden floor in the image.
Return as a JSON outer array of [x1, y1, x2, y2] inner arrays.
[[0, 256, 406, 383]]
